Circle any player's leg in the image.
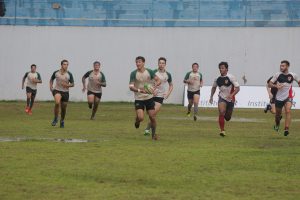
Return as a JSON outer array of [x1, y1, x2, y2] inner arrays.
[[59, 92, 69, 128], [274, 101, 283, 132], [134, 100, 145, 128], [25, 92, 31, 113], [52, 91, 61, 126], [283, 101, 292, 136], [87, 91, 94, 109], [218, 100, 227, 137], [28, 90, 37, 115], [224, 102, 234, 121], [193, 93, 200, 121], [91, 95, 101, 120], [270, 103, 276, 114], [145, 99, 157, 140], [145, 101, 162, 135], [187, 92, 193, 116]]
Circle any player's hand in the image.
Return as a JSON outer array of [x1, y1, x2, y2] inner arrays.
[[164, 93, 170, 99], [82, 87, 86, 93], [50, 87, 53, 92], [226, 95, 233, 101], [209, 97, 213, 104], [276, 83, 284, 89], [269, 94, 273, 99], [61, 82, 70, 89]]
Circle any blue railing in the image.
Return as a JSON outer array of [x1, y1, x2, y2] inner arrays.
[[0, 0, 299, 27]]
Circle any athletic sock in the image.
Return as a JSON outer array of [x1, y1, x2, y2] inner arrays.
[[151, 125, 156, 137], [146, 122, 151, 131], [26, 98, 30, 107], [275, 115, 281, 126], [219, 115, 225, 131], [188, 104, 192, 113], [194, 105, 199, 116], [284, 126, 289, 131]]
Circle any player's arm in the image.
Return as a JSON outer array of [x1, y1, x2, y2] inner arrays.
[[183, 72, 191, 84], [209, 86, 217, 104], [165, 82, 173, 99], [268, 74, 283, 89], [129, 82, 146, 93], [22, 72, 28, 89], [49, 72, 56, 92], [229, 86, 240, 100], [34, 73, 42, 84], [153, 75, 161, 87], [82, 71, 89, 92], [266, 83, 273, 99], [65, 72, 74, 88]]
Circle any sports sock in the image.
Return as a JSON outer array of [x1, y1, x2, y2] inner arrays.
[[194, 105, 199, 116], [26, 98, 30, 107], [219, 115, 225, 131], [146, 122, 151, 131]]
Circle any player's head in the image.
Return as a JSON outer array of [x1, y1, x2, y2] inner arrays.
[[61, 59, 69, 71], [93, 61, 101, 71], [158, 57, 166, 70], [192, 63, 199, 72], [30, 64, 36, 72], [135, 56, 145, 70], [280, 60, 290, 73], [218, 61, 228, 75]]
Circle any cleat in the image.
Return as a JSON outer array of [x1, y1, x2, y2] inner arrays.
[[284, 130, 289, 136], [51, 118, 58, 126], [152, 134, 159, 140], [273, 125, 279, 132], [220, 131, 226, 137], [187, 111, 191, 117], [144, 129, 150, 136], [264, 105, 270, 113], [25, 106, 30, 113], [60, 121, 64, 128], [135, 121, 140, 129], [28, 109, 32, 115], [90, 115, 95, 120], [193, 115, 197, 121]]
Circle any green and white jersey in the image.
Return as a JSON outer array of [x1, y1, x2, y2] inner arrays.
[[51, 70, 74, 92], [129, 68, 155, 100], [153, 69, 172, 98], [23, 71, 42, 90], [83, 70, 106, 93], [184, 71, 203, 92]]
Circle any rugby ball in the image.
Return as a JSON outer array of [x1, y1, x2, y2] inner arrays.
[[144, 83, 154, 94]]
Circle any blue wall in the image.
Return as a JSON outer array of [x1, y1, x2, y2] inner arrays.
[[1, 0, 300, 27]]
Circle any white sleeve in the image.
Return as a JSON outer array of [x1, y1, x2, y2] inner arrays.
[[270, 72, 280, 83], [292, 73, 299, 83], [229, 74, 239, 87]]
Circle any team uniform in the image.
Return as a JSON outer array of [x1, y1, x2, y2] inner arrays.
[[152, 69, 172, 104], [213, 73, 239, 110], [270, 72, 298, 109], [51, 70, 74, 102], [23, 71, 42, 97], [184, 71, 203, 99], [130, 68, 156, 111], [83, 70, 106, 99]]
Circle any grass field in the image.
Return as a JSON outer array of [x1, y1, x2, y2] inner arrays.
[[0, 101, 299, 200]]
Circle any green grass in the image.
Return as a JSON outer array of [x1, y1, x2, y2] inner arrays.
[[0, 101, 299, 200]]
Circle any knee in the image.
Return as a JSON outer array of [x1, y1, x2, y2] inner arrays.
[[285, 110, 291, 115], [138, 116, 144, 122]]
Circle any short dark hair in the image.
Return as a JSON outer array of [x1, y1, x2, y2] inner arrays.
[[30, 64, 36, 69], [192, 63, 199, 67], [281, 60, 290, 66], [93, 61, 101, 66], [61, 59, 68, 65], [136, 56, 145, 63], [219, 61, 228, 69], [158, 57, 167, 63]]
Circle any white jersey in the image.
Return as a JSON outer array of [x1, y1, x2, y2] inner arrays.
[[153, 69, 172, 98], [23, 71, 42, 90], [270, 72, 298, 101], [213, 73, 239, 102], [184, 71, 203, 92]]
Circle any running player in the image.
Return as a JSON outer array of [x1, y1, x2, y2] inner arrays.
[[144, 57, 173, 136], [184, 63, 203, 121], [82, 61, 106, 120], [264, 76, 278, 114], [50, 60, 74, 128], [129, 56, 161, 140], [209, 62, 240, 137], [21, 64, 42, 115], [268, 60, 300, 136]]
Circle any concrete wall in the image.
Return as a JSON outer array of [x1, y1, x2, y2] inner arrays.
[[0, 26, 300, 103]]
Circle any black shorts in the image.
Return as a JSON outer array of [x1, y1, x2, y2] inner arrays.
[[275, 98, 293, 109], [218, 97, 235, 110], [26, 87, 37, 96], [135, 98, 155, 111], [187, 90, 200, 100], [52, 90, 69, 102], [153, 97, 164, 104], [87, 91, 102, 99]]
